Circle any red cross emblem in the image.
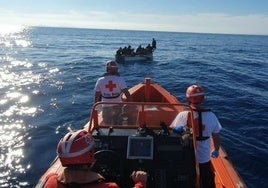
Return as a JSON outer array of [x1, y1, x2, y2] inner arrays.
[[105, 80, 117, 91]]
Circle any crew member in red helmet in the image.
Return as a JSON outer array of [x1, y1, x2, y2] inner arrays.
[[43, 130, 147, 188], [171, 85, 222, 188], [94, 60, 132, 125]]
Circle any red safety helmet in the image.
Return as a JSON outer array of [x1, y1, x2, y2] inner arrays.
[[57, 130, 95, 166], [186, 85, 205, 104], [106, 60, 118, 74]]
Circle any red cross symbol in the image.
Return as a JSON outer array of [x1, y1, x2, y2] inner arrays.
[[105, 80, 117, 91]]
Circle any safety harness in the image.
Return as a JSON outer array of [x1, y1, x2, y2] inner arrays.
[[188, 108, 211, 141]]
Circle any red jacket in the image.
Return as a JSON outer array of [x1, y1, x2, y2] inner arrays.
[[43, 174, 146, 188], [44, 173, 118, 188]]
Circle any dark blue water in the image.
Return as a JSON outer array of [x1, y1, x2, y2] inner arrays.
[[0, 27, 267, 187]]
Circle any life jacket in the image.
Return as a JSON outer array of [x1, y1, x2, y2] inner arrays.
[[42, 173, 146, 188], [43, 173, 106, 188], [42, 168, 118, 188], [187, 108, 211, 141]]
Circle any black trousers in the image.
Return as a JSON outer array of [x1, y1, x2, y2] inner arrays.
[[199, 161, 215, 188]]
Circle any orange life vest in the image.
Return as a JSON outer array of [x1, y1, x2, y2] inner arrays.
[[43, 173, 118, 188]]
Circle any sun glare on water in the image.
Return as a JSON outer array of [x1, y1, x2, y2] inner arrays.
[[0, 24, 26, 35], [0, 25, 36, 187], [0, 24, 31, 48]]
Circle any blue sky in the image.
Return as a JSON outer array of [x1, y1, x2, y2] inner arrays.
[[0, 0, 268, 35]]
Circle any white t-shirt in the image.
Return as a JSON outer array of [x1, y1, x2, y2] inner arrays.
[[172, 110, 222, 163], [94, 75, 127, 102]]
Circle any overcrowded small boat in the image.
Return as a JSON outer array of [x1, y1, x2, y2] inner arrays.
[[115, 39, 156, 63], [36, 77, 246, 188]]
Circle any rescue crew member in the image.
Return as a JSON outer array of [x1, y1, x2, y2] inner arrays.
[[43, 130, 147, 188], [94, 60, 132, 124], [171, 85, 221, 188]]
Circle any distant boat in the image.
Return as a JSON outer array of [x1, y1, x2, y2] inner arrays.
[[115, 53, 153, 63], [115, 39, 156, 63]]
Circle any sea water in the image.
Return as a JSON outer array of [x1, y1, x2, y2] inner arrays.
[[0, 26, 267, 187]]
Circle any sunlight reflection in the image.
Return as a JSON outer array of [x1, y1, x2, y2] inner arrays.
[[0, 124, 27, 185], [0, 24, 35, 187], [19, 95, 29, 103], [18, 107, 37, 116], [11, 60, 33, 68], [0, 24, 26, 36], [0, 25, 69, 187], [3, 41, 12, 47], [5, 148, 24, 167], [1, 90, 38, 117], [38, 62, 47, 68], [0, 99, 8, 105], [2, 105, 37, 117], [49, 68, 60, 73], [6, 92, 22, 99], [1, 62, 41, 88], [32, 90, 39, 95], [0, 24, 30, 50], [15, 40, 31, 47]]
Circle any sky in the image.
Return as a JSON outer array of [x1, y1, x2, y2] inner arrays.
[[0, 0, 268, 35]]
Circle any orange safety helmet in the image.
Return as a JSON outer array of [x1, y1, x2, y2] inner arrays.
[[186, 85, 205, 104], [57, 130, 95, 166], [106, 60, 118, 74]]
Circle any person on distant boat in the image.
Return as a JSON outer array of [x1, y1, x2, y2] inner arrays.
[[136, 45, 143, 55], [42, 130, 147, 188], [122, 46, 128, 55], [145, 43, 153, 54], [116, 47, 123, 56], [171, 85, 221, 188], [151, 38, 156, 50], [125, 45, 134, 55], [94, 60, 132, 124]]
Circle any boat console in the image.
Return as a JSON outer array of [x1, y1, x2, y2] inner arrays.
[[87, 101, 196, 188], [91, 125, 196, 188]]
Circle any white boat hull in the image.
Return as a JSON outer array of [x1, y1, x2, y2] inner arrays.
[[115, 54, 153, 63]]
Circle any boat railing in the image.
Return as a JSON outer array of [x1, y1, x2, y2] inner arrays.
[[88, 101, 190, 132]]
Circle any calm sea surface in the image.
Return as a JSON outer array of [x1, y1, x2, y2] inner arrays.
[[0, 27, 267, 187]]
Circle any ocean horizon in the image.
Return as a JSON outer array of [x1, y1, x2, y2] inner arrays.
[[0, 26, 267, 187]]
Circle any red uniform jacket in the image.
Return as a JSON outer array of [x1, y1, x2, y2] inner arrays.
[[43, 173, 146, 188]]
